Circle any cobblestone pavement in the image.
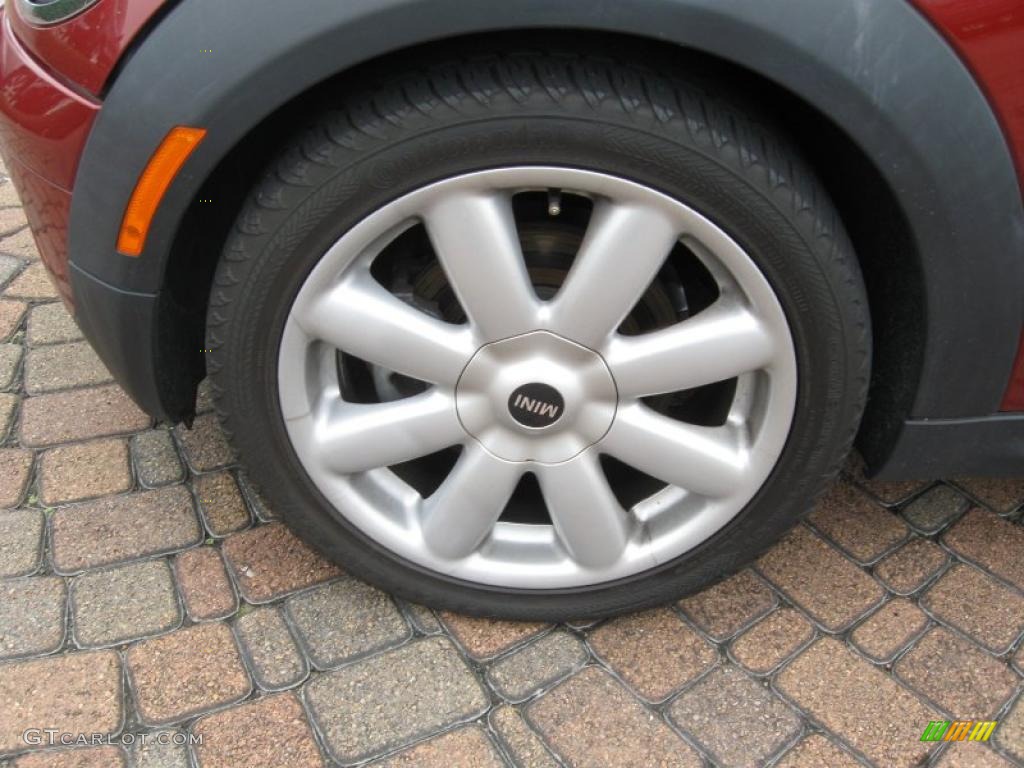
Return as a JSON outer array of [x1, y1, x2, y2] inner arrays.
[[2, 163, 1024, 768]]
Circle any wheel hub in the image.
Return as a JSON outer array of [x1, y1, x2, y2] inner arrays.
[[279, 166, 797, 588], [455, 331, 617, 463], [507, 382, 565, 429]]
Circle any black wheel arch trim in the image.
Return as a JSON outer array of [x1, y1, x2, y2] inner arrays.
[[68, 0, 1024, 475], [870, 414, 1024, 480]]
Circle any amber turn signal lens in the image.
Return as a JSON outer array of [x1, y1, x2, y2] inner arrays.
[[116, 126, 207, 257]]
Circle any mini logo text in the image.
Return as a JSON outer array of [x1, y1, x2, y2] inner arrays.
[[513, 394, 561, 419]]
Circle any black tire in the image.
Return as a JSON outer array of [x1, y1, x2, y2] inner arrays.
[[206, 46, 870, 620]]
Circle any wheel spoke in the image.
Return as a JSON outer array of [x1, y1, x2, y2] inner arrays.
[[605, 299, 775, 397], [298, 269, 475, 387], [315, 390, 464, 474], [423, 191, 541, 341], [601, 403, 746, 498], [421, 444, 523, 559], [547, 200, 680, 347], [536, 453, 631, 568]]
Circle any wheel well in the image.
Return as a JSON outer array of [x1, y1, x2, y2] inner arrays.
[[164, 30, 924, 459]]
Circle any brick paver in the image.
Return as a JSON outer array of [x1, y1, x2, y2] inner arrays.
[[286, 578, 410, 669], [894, 627, 1017, 718], [589, 607, 716, 702], [0, 651, 122, 756], [0, 253, 21, 286], [127, 623, 251, 725], [849, 598, 929, 663], [954, 476, 1024, 514], [131, 429, 184, 488], [678, 568, 776, 641], [237, 471, 279, 521], [26, 301, 81, 345], [758, 526, 885, 632], [921, 563, 1024, 653], [20, 384, 149, 446], [131, 730, 190, 768], [23, 340, 112, 394], [0, 205, 27, 234], [305, 637, 489, 764], [176, 413, 234, 472], [669, 665, 802, 768], [0, 508, 43, 577], [195, 471, 250, 536], [369, 726, 503, 767], [1, 180, 1024, 767], [944, 507, 1024, 590], [808, 481, 909, 563], [0, 391, 16, 436], [730, 607, 815, 674], [874, 536, 948, 595], [233, 605, 308, 691], [0, 576, 66, 659], [995, 694, 1024, 762], [0, 227, 39, 260], [191, 694, 322, 768], [901, 485, 971, 533], [50, 486, 201, 574], [777, 637, 942, 768], [528, 666, 701, 768], [403, 601, 443, 634], [486, 629, 588, 702], [0, 342, 23, 389], [2, 263, 55, 299], [0, 299, 26, 339], [0, 447, 32, 507], [490, 705, 560, 767], [38, 438, 131, 505], [774, 734, 861, 767], [174, 547, 237, 622], [440, 612, 548, 660], [14, 746, 127, 768], [936, 741, 1019, 768], [71, 559, 181, 647], [221, 523, 340, 603]]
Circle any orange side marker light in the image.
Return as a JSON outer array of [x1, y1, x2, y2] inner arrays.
[[117, 126, 207, 256]]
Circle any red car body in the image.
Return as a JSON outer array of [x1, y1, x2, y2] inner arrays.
[[916, 0, 1024, 412], [0, 0, 163, 300], [913, 0, 1024, 412], [0, 0, 1022, 475]]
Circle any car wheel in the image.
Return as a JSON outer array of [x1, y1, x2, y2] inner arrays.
[[206, 49, 870, 619]]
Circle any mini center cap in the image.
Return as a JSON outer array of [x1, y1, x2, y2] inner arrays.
[[508, 383, 565, 428], [455, 331, 618, 464]]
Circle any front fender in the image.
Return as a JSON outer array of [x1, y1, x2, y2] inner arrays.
[[69, 0, 1024, 431]]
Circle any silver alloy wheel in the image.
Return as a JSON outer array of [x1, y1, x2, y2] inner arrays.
[[278, 167, 797, 589]]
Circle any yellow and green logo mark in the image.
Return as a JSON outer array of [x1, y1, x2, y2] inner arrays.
[[921, 720, 997, 742]]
